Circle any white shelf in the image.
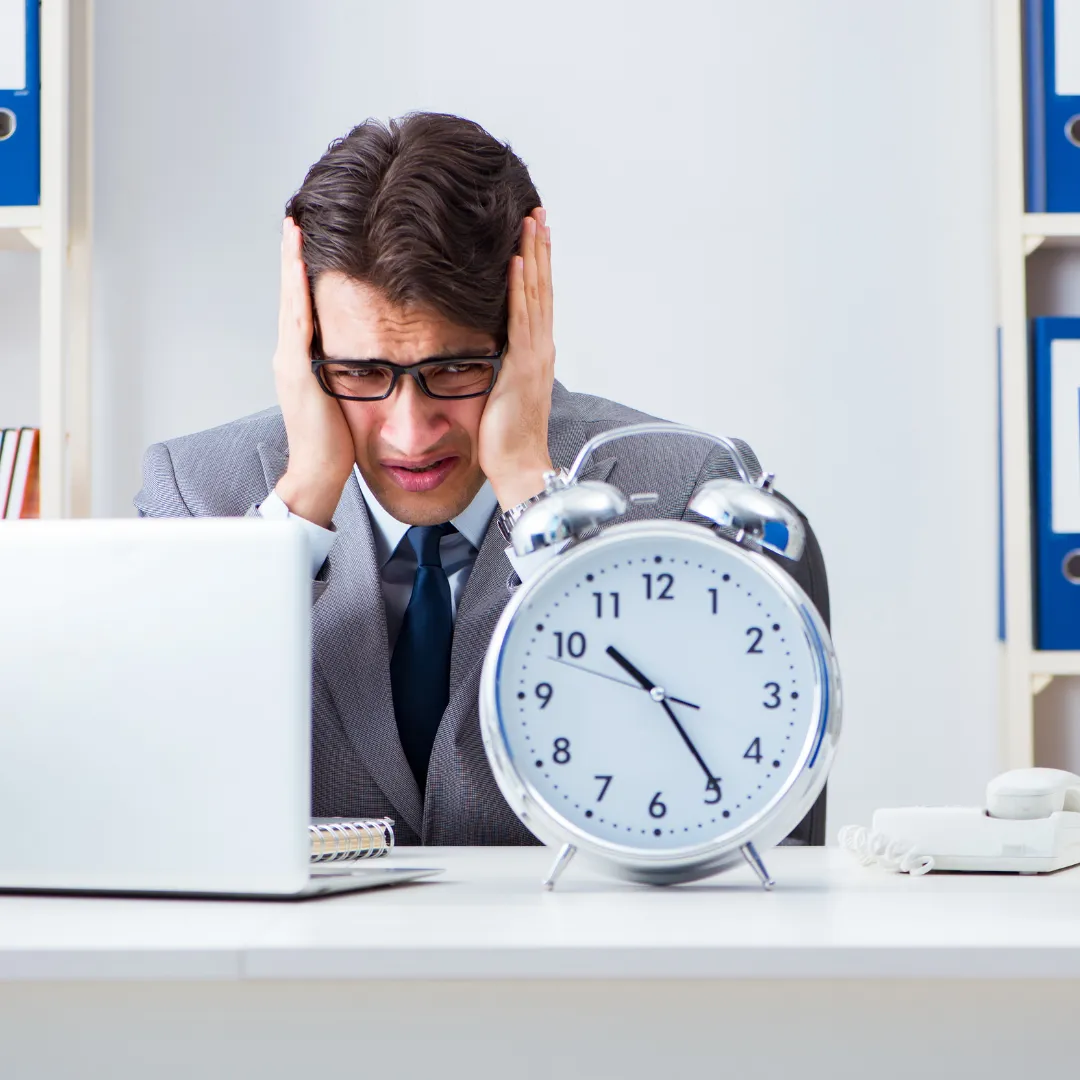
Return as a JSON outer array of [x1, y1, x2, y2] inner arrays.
[[1023, 213, 1080, 253], [0, 206, 42, 251], [1029, 651, 1080, 678], [0, 206, 41, 229]]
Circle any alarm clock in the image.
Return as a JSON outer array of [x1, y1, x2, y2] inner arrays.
[[478, 422, 841, 889]]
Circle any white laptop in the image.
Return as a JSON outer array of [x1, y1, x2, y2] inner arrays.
[[0, 517, 441, 899]]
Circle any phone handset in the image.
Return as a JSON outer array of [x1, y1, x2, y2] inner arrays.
[[985, 768, 1080, 819]]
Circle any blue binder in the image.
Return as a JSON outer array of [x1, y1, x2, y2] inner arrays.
[[1033, 318, 1080, 649], [0, 0, 40, 207], [1024, 0, 1080, 212]]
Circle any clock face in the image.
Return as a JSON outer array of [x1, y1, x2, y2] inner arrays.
[[490, 524, 827, 853]]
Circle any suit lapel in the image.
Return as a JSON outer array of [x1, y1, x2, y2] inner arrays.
[[255, 441, 423, 838], [444, 511, 514, 707]]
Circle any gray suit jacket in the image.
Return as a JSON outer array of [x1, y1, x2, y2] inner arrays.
[[134, 381, 829, 845]]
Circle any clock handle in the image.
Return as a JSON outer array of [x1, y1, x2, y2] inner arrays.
[[566, 422, 756, 485], [564, 422, 805, 560]]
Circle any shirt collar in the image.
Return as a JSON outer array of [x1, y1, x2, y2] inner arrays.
[[352, 463, 497, 568]]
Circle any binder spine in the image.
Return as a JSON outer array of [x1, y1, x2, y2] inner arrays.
[[1032, 316, 1080, 649], [1024, 0, 1048, 212], [0, 0, 40, 207], [308, 817, 395, 862]]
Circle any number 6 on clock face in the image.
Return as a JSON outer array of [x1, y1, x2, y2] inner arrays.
[[479, 518, 840, 883]]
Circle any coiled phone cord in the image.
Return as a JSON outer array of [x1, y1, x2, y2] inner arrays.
[[837, 824, 935, 875]]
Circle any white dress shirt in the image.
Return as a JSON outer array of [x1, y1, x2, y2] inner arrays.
[[258, 465, 562, 649]]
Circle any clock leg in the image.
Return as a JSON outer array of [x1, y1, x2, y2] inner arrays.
[[542, 843, 577, 891], [740, 842, 775, 891]]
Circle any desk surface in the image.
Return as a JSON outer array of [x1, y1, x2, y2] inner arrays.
[[2, 846, 1079, 981]]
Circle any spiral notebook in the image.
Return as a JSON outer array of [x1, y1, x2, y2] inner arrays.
[[309, 817, 395, 862]]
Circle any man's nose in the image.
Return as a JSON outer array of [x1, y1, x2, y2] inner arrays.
[[379, 372, 450, 453]]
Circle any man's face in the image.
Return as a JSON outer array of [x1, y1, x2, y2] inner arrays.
[[312, 272, 498, 526]]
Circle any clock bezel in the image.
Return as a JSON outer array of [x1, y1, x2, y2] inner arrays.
[[479, 518, 841, 885]]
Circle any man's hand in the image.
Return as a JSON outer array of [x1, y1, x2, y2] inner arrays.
[[479, 207, 556, 510], [272, 217, 356, 529]]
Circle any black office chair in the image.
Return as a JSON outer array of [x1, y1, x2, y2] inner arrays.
[[786, 787, 828, 846]]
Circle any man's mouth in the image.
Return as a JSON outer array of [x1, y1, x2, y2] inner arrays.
[[382, 456, 459, 493]]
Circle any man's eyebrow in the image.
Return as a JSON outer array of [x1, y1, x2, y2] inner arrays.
[[428, 346, 501, 361], [321, 346, 499, 363]]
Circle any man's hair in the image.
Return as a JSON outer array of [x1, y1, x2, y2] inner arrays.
[[285, 112, 541, 342]]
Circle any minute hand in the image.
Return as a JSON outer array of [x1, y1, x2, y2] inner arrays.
[[605, 645, 716, 783]]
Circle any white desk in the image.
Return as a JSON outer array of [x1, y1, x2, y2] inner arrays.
[[1, 846, 1078, 1079]]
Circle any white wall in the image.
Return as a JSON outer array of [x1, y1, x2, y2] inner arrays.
[[0, 249, 39, 429], [6, 0, 1002, 833]]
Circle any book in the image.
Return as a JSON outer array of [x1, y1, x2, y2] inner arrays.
[[309, 817, 395, 862], [0, 429, 18, 517], [17, 429, 38, 518], [4, 427, 38, 519]]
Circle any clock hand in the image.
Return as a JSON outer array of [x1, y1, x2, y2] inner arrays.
[[605, 645, 717, 783], [545, 654, 701, 709]]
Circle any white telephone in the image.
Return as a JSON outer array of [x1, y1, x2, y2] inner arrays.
[[839, 768, 1080, 875]]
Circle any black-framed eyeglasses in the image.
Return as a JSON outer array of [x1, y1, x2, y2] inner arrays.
[[311, 350, 505, 401], [310, 303, 504, 401]]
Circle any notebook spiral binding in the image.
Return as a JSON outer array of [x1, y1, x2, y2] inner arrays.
[[308, 817, 395, 862]]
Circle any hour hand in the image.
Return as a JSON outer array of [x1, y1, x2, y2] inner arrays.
[[605, 646, 659, 694]]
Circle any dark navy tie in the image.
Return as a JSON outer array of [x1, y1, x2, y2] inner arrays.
[[390, 523, 456, 792]]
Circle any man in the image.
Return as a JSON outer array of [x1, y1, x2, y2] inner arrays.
[[135, 112, 829, 846]]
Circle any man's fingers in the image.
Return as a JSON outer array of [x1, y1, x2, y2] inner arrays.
[[277, 218, 313, 360], [278, 218, 294, 330], [535, 211, 552, 328], [520, 215, 543, 343], [506, 253, 530, 354]]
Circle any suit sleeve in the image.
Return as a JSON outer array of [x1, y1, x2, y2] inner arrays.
[[133, 442, 194, 518], [258, 490, 336, 579], [133, 441, 330, 603], [134, 440, 264, 521]]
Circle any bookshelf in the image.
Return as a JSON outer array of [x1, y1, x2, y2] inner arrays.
[[0, 0, 92, 519], [994, 1, 1080, 768]]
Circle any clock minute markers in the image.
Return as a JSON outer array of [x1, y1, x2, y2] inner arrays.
[[544, 654, 701, 709], [605, 645, 718, 784]]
